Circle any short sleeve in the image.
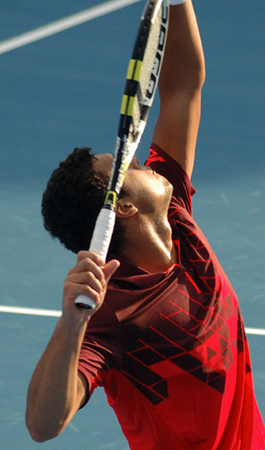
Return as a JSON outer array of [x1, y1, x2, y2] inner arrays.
[[145, 143, 196, 217]]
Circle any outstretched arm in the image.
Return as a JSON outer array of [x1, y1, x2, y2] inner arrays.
[[152, 0, 205, 179]]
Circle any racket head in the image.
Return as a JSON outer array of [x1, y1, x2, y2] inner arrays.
[[107, 0, 170, 200]]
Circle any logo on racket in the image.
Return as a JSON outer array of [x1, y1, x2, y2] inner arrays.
[[145, 3, 168, 105]]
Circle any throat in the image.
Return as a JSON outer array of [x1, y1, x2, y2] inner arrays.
[[122, 234, 178, 273], [120, 214, 178, 273], [143, 242, 178, 273]]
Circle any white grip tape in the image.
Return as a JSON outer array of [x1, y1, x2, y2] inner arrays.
[[74, 208, 116, 309], [89, 208, 116, 260]]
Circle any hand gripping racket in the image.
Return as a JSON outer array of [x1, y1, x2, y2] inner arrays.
[[75, 0, 169, 309]]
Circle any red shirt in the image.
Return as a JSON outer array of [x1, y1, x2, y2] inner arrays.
[[78, 144, 265, 449]]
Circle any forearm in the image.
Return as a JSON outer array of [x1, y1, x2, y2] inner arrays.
[[25, 316, 87, 442], [160, 0, 205, 94]]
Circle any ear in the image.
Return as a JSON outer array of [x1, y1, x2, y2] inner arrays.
[[116, 198, 138, 219]]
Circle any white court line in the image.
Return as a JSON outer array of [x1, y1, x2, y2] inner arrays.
[[245, 327, 265, 336], [0, 305, 61, 318], [0, 0, 142, 55], [0, 305, 265, 336]]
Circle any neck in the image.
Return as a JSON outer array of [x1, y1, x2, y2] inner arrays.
[[120, 217, 178, 273]]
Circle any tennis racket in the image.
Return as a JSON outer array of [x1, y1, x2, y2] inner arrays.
[[75, 0, 169, 309]]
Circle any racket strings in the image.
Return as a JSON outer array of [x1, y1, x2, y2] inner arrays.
[[132, 5, 162, 133]]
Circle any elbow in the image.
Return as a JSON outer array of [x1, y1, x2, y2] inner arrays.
[[186, 47, 207, 91], [26, 426, 51, 443], [187, 55, 206, 92], [27, 426, 61, 444], [183, 62, 206, 95], [25, 412, 62, 443], [198, 57, 206, 89], [188, 43, 207, 91], [28, 431, 50, 444], [160, 57, 206, 96]]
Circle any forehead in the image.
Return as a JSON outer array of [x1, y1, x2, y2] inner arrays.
[[93, 153, 113, 173]]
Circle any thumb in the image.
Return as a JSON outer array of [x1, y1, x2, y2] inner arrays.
[[102, 259, 120, 284]]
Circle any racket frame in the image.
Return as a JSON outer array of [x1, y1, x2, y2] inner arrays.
[[75, 0, 169, 309]]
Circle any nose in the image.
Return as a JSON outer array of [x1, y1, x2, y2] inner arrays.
[[129, 157, 140, 169], [128, 157, 150, 171]]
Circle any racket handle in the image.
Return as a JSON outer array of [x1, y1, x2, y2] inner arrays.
[[89, 207, 116, 259], [75, 208, 116, 310]]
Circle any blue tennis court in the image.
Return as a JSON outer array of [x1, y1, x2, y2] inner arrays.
[[0, 1, 264, 448]]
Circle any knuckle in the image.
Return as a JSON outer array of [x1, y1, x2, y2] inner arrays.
[[77, 250, 88, 261], [83, 286, 100, 304]]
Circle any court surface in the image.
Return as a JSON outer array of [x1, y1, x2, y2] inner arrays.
[[0, 1, 265, 448]]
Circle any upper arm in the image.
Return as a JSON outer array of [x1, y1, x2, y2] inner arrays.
[[152, 1, 205, 179], [152, 87, 202, 179]]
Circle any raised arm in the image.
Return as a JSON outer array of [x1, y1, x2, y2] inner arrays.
[[152, 0, 205, 179]]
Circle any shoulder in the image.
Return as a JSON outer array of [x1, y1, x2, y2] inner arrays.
[[145, 143, 196, 216]]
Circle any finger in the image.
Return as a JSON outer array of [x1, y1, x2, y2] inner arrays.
[[77, 250, 105, 267], [66, 271, 103, 293], [64, 276, 102, 306], [68, 256, 105, 282], [102, 260, 120, 284]]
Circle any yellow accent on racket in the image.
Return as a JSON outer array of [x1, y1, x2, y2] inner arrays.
[[120, 95, 135, 116], [133, 60, 142, 81], [104, 191, 118, 207], [126, 59, 136, 79]]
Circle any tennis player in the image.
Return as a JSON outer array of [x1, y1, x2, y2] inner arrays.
[[26, 1, 265, 448]]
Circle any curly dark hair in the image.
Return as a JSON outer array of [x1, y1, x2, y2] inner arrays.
[[41, 147, 125, 255]]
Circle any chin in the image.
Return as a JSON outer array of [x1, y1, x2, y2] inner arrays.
[[163, 177, 173, 195]]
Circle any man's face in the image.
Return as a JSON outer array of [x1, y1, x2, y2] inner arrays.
[[93, 153, 173, 214]]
